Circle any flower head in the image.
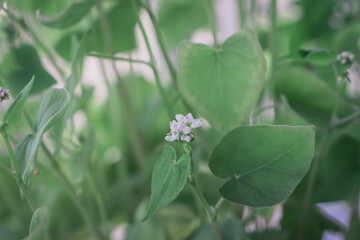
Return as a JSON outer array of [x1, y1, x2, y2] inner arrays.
[[337, 51, 354, 66], [165, 113, 202, 142], [0, 87, 10, 103]]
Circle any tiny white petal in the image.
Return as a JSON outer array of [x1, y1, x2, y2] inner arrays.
[[183, 126, 192, 134], [176, 114, 184, 123], [165, 136, 172, 141], [185, 113, 194, 121], [191, 119, 202, 128]]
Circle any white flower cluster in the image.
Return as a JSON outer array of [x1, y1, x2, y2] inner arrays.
[[165, 113, 202, 142], [0, 87, 10, 103], [337, 51, 354, 65]]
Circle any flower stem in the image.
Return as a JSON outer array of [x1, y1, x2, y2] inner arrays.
[[185, 144, 223, 240]]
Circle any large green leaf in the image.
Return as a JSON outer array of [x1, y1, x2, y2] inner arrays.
[[25, 207, 49, 240], [158, 0, 208, 47], [15, 88, 70, 186], [209, 125, 315, 207], [143, 146, 190, 221], [1, 76, 34, 132], [178, 32, 266, 133], [36, 0, 94, 29], [1, 45, 56, 95]]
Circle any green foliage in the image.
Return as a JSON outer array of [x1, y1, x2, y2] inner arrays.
[[275, 66, 353, 125], [143, 146, 190, 221], [25, 207, 49, 240], [158, 0, 209, 47], [178, 31, 266, 133], [85, 0, 138, 54], [36, 0, 95, 29], [1, 77, 34, 132], [1, 45, 56, 95], [15, 88, 70, 186], [209, 125, 315, 207]]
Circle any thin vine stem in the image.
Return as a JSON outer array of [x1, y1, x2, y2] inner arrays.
[[96, 0, 146, 171], [297, 130, 331, 240], [40, 143, 106, 240], [87, 52, 153, 67], [131, 1, 173, 118], [203, 0, 218, 48], [135, 1, 178, 87], [184, 144, 223, 240], [4, 9, 66, 81]]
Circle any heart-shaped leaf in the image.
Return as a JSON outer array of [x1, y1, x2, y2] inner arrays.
[[15, 88, 70, 186], [24, 207, 49, 240], [36, 0, 94, 29], [178, 31, 266, 133], [209, 125, 315, 207], [143, 146, 190, 221], [1, 76, 34, 132]]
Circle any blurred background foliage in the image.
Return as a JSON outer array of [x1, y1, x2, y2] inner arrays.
[[0, 0, 359, 239]]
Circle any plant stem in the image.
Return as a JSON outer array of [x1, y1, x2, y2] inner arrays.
[[96, 0, 146, 171], [330, 109, 360, 129], [237, 0, 246, 28], [4, 9, 66, 80], [131, 1, 173, 118], [40, 143, 106, 240], [297, 130, 331, 240], [203, 0, 218, 48], [87, 52, 153, 67], [137, 1, 178, 87], [269, 0, 278, 99], [0, 128, 35, 212], [185, 144, 223, 240]]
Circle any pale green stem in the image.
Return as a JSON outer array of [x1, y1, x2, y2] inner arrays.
[[40, 143, 106, 240], [203, 0, 218, 48], [96, 0, 146, 171], [238, 0, 246, 28], [87, 52, 152, 67], [185, 144, 223, 240], [131, 1, 173, 118]]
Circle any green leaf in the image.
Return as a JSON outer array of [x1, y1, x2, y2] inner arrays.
[[1, 45, 56, 95], [209, 125, 315, 207], [36, 0, 94, 29], [15, 134, 37, 186], [143, 146, 190, 221], [275, 66, 353, 126], [158, 0, 209, 47], [1, 76, 34, 132], [25, 207, 49, 240], [33, 88, 70, 136], [178, 32, 266, 133], [15, 88, 70, 186], [125, 222, 166, 240], [282, 49, 336, 65], [86, 1, 138, 54]]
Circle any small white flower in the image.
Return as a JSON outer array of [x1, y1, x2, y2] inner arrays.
[[337, 51, 355, 66], [165, 113, 202, 142]]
